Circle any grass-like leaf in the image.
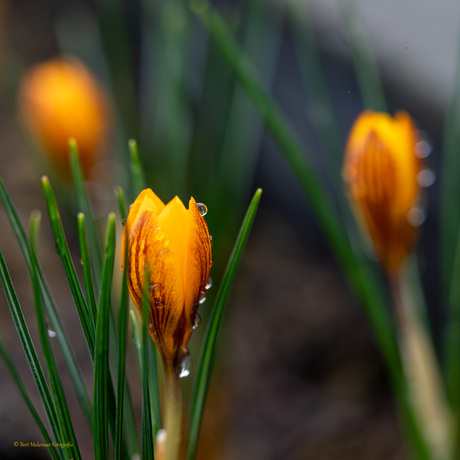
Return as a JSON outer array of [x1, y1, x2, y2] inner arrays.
[[93, 213, 116, 460], [70, 140, 103, 283], [129, 139, 146, 198], [186, 188, 262, 460], [78, 213, 98, 335], [339, 0, 386, 112], [141, 285, 155, 460], [114, 251, 129, 460], [42, 176, 95, 359], [28, 211, 82, 460], [0, 336, 60, 460], [0, 178, 93, 430], [0, 251, 62, 450]]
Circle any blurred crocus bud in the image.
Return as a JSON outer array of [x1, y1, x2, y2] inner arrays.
[[122, 189, 212, 372], [18, 56, 110, 177], [342, 110, 422, 275]]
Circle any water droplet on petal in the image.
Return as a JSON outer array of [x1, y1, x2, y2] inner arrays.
[[178, 351, 192, 378], [196, 203, 207, 216], [144, 263, 150, 270], [48, 329, 57, 338], [198, 291, 206, 304], [129, 204, 133, 209], [121, 218, 127, 227], [205, 276, 212, 290], [408, 207, 426, 227], [417, 169, 436, 187], [209, 235, 213, 241], [192, 313, 201, 330], [148, 323, 154, 330]]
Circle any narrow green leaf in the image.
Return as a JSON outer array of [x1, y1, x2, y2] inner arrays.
[[0, 336, 60, 460], [77, 213, 98, 335], [114, 241, 130, 460], [70, 140, 103, 282], [28, 212, 81, 460], [0, 178, 93, 430], [186, 188, 262, 460], [42, 176, 95, 359], [0, 251, 62, 449], [93, 213, 116, 460], [339, 0, 386, 111], [129, 139, 146, 197], [115, 186, 128, 221], [141, 291, 154, 460]]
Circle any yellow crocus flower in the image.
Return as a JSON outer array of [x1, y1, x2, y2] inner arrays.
[[342, 110, 422, 274]]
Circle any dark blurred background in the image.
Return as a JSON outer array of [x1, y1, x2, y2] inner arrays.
[[0, 0, 457, 458]]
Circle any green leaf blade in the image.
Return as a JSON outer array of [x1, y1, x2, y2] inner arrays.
[[186, 188, 262, 460]]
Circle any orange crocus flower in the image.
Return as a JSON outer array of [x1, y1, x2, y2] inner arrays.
[[342, 110, 422, 275], [122, 189, 212, 370], [18, 56, 110, 176]]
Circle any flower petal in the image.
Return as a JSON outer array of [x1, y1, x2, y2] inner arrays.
[[126, 209, 184, 361]]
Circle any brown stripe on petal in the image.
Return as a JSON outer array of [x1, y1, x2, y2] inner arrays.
[[126, 210, 185, 362]]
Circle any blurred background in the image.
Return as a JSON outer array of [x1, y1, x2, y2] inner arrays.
[[0, 0, 458, 458]]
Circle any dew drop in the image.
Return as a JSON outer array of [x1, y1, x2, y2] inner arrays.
[[196, 203, 208, 216], [198, 291, 206, 305], [145, 263, 151, 270], [192, 313, 201, 330], [177, 351, 192, 379], [408, 207, 426, 227], [119, 264, 123, 270], [48, 329, 57, 338], [205, 276, 212, 290], [129, 204, 133, 209], [209, 235, 213, 241], [415, 139, 432, 159], [148, 323, 154, 330], [417, 169, 436, 187], [121, 218, 127, 227]]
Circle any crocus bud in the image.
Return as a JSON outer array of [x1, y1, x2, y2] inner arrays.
[[342, 110, 422, 274], [18, 56, 110, 176], [122, 189, 212, 371]]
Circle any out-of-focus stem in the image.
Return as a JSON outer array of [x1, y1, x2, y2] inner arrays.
[[161, 362, 182, 460], [390, 270, 452, 460]]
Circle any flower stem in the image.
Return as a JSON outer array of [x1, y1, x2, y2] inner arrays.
[[390, 270, 452, 460], [163, 363, 182, 460]]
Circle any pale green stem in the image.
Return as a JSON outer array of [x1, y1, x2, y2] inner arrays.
[[162, 362, 182, 460], [390, 269, 452, 460]]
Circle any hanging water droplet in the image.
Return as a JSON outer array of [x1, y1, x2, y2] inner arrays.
[[407, 207, 426, 227], [209, 235, 213, 241], [177, 351, 192, 378], [198, 291, 206, 304], [417, 169, 436, 187], [121, 218, 127, 227], [129, 204, 133, 209], [210, 260, 214, 267], [192, 313, 201, 330], [48, 329, 57, 338], [415, 138, 432, 159], [196, 203, 207, 216], [148, 323, 154, 330], [145, 263, 150, 270], [205, 276, 212, 290]]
